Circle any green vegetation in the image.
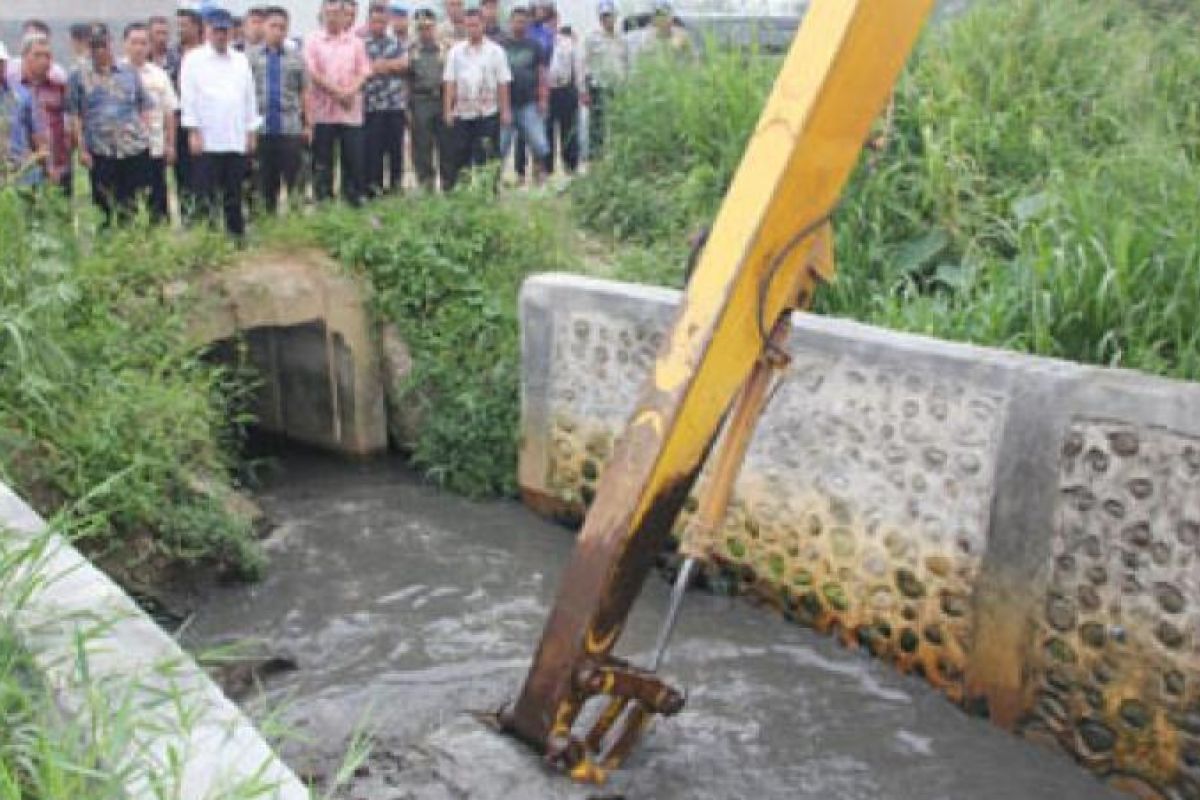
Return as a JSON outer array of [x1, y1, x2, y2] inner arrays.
[[6, 0, 1198, 527], [268, 0, 1200, 497], [0, 194, 262, 578], [0, 627, 131, 799], [0, 524, 322, 799], [576, 0, 1200, 380], [263, 181, 576, 497], [2, 0, 1199, 790]]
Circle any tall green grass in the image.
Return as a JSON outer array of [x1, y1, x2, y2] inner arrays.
[[574, 47, 778, 246], [0, 191, 262, 577], [576, 0, 1200, 380], [0, 518, 329, 800]]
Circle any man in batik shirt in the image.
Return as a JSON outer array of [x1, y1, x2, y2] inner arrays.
[[363, 2, 409, 196], [67, 24, 152, 225]]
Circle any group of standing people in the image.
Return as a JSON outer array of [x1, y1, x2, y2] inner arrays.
[[0, 0, 695, 240]]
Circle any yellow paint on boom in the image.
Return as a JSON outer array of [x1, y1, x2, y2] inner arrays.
[[630, 0, 934, 543], [504, 0, 936, 780]]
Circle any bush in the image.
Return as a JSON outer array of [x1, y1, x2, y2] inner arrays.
[[575, 0, 1200, 380], [0, 193, 262, 577], [269, 182, 576, 497]]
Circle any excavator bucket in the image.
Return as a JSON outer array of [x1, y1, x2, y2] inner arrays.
[[503, 0, 935, 782]]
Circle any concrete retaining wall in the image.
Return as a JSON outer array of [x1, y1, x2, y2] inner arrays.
[[518, 273, 1200, 799], [0, 482, 309, 799]]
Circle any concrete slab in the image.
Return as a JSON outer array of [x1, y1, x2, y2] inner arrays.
[[517, 273, 1200, 799], [0, 482, 310, 800]]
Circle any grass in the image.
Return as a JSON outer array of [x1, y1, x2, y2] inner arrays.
[[0, 515, 379, 799], [1, 0, 1196, 793], [265, 0, 1200, 496], [5, 0, 1195, 540], [575, 0, 1200, 381], [261, 178, 578, 497], [0, 192, 263, 579], [0, 515, 300, 800]]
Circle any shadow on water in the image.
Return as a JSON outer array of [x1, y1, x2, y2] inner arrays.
[[186, 450, 1121, 799]]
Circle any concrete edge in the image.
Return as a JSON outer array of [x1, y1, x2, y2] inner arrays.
[[523, 272, 1200, 398], [0, 482, 310, 800]]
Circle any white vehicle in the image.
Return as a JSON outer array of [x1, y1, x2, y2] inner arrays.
[[609, 0, 809, 52]]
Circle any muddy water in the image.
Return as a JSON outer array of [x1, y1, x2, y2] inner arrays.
[[189, 453, 1119, 800]]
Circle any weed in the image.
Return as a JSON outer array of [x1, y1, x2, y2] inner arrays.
[[0, 190, 262, 578], [262, 184, 575, 497], [0, 514, 300, 800], [576, 0, 1200, 380]]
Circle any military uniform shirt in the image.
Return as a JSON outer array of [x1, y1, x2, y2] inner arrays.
[[408, 40, 445, 101], [584, 30, 629, 89]]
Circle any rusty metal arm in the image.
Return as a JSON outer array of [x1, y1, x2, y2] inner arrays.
[[504, 0, 934, 782]]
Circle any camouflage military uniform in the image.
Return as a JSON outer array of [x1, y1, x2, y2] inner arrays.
[[407, 39, 451, 191]]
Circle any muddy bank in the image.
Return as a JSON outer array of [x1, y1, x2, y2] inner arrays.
[[186, 453, 1120, 799]]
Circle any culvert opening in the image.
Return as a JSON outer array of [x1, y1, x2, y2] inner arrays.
[[204, 322, 378, 458]]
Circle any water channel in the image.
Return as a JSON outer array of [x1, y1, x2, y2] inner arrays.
[[187, 452, 1123, 799]]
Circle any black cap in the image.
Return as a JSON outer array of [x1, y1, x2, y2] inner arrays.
[[88, 23, 111, 46]]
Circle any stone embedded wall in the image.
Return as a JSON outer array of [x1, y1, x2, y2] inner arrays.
[[518, 274, 1200, 799]]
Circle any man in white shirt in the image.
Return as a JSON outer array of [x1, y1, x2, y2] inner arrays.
[[442, 7, 511, 190], [544, 8, 585, 175], [583, 0, 628, 158], [180, 8, 261, 240], [123, 23, 178, 224]]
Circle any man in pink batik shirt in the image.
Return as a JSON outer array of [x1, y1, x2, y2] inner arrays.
[[304, 0, 372, 206]]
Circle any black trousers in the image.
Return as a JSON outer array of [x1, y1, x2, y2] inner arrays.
[[194, 152, 248, 238], [148, 157, 169, 223], [312, 123, 365, 206], [364, 109, 406, 196], [90, 149, 152, 226], [514, 135, 529, 178], [547, 85, 580, 174], [174, 117, 199, 221], [51, 169, 73, 197], [257, 135, 305, 214], [447, 114, 500, 191]]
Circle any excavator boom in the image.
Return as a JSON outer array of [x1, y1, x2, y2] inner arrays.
[[504, 0, 935, 781]]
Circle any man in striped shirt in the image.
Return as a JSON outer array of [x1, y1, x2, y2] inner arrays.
[[249, 6, 309, 213]]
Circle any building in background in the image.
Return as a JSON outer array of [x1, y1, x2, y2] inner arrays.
[[1, 0, 174, 64], [1, 1, 822, 59]]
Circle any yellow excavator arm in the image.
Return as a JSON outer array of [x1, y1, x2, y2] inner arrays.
[[502, 0, 936, 782]]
